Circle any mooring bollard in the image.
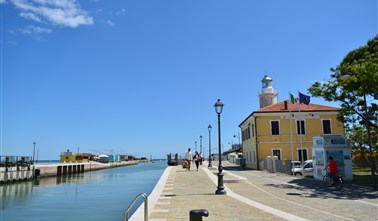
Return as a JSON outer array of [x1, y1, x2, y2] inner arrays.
[[189, 209, 209, 221]]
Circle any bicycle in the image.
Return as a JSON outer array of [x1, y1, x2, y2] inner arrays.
[[323, 172, 343, 191]]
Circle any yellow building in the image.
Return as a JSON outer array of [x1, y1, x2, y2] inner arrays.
[[60, 151, 89, 163], [239, 100, 345, 169]]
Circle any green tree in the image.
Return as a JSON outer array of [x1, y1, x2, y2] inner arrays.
[[308, 36, 378, 178], [308, 35, 378, 141], [347, 126, 378, 156]]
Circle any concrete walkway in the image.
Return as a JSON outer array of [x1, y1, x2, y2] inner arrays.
[[131, 161, 378, 221]]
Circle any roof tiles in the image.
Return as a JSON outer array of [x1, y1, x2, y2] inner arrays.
[[255, 100, 340, 113]]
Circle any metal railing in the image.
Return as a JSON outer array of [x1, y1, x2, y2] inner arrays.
[[124, 193, 148, 221]]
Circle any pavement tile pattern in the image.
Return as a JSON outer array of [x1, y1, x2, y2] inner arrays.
[[132, 161, 378, 221]]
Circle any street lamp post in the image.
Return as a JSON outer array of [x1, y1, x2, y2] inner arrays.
[[208, 124, 212, 167], [33, 142, 36, 164], [200, 135, 203, 165], [214, 99, 226, 194], [341, 74, 376, 188], [234, 133, 241, 148], [200, 135, 203, 153], [195, 141, 197, 152]]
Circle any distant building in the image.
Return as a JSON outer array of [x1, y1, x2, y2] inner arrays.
[[120, 155, 134, 161], [60, 151, 91, 163], [108, 154, 121, 162]]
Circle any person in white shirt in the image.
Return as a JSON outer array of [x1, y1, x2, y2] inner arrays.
[[185, 148, 193, 171]]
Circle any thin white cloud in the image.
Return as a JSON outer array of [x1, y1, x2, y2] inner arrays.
[[108, 8, 126, 17], [20, 12, 42, 22], [8, 41, 18, 45], [19, 25, 52, 35], [0, 0, 7, 4], [9, 0, 94, 28], [106, 19, 115, 27], [8, 30, 17, 35], [116, 8, 126, 16]]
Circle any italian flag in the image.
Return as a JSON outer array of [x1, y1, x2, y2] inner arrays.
[[290, 93, 297, 104]]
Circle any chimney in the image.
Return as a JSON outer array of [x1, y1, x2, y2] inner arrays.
[[284, 100, 288, 110]]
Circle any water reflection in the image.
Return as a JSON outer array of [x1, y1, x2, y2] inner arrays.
[[1, 182, 33, 209], [1, 161, 167, 221], [1, 181, 32, 198], [1, 173, 85, 209]]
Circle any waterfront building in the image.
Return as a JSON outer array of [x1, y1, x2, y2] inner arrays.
[[239, 75, 345, 170], [108, 154, 121, 162], [59, 151, 91, 163]]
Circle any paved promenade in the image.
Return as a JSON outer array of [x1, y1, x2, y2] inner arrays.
[[131, 161, 378, 221]]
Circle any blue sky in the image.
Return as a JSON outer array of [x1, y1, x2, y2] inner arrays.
[[1, 0, 377, 160]]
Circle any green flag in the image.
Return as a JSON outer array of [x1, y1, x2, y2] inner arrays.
[[290, 93, 296, 104]]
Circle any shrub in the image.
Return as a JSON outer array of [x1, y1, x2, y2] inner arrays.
[[352, 153, 378, 167]]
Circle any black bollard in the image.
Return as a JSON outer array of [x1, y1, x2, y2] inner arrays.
[[189, 209, 209, 221]]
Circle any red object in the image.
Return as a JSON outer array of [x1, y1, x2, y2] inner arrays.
[[328, 160, 338, 174]]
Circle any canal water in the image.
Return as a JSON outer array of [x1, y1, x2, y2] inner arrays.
[[1, 160, 167, 221]]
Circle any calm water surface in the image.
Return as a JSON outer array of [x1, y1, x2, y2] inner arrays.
[[1, 160, 167, 221]]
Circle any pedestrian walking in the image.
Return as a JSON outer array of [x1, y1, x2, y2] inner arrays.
[[185, 148, 193, 171], [194, 151, 201, 171]]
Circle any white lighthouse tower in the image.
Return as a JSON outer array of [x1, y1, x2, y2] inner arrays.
[[259, 74, 278, 108]]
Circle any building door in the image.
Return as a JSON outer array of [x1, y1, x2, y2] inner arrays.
[[272, 149, 281, 160], [297, 149, 308, 162]]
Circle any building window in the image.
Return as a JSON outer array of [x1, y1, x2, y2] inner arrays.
[[247, 127, 251, 139], [297, 149, 308, 162], [296, 120, 305, 135], [271, 121, 280, 135], [272, 149, 281, 160], [252, 124, 255, 137], [322, 119, 331, 134], [253, 150, 256, 162]]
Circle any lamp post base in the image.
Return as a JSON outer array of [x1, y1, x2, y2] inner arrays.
[[208, 159, 212, 167], [215, 172, 226, 195], [215, 187, 226, 195]]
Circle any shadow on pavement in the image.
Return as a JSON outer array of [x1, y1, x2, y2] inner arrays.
[[284, 178, 377, 200], [222, 162, 377, 200], [222, 165, 248, 171]]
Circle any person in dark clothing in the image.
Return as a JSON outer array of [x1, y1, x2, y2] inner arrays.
[[194, 151, 201, 171]]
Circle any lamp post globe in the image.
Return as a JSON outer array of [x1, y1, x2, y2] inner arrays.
[[208, 124, 212, 167], [339, 74, 351, 81], [214, 99, 226, 195]]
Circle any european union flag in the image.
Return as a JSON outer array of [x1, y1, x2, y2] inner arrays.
[[299, 92, 310, 105]]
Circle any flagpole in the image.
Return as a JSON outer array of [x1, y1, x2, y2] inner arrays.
[[298, 91, 304, 166], [289, 93, 294, 176]]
